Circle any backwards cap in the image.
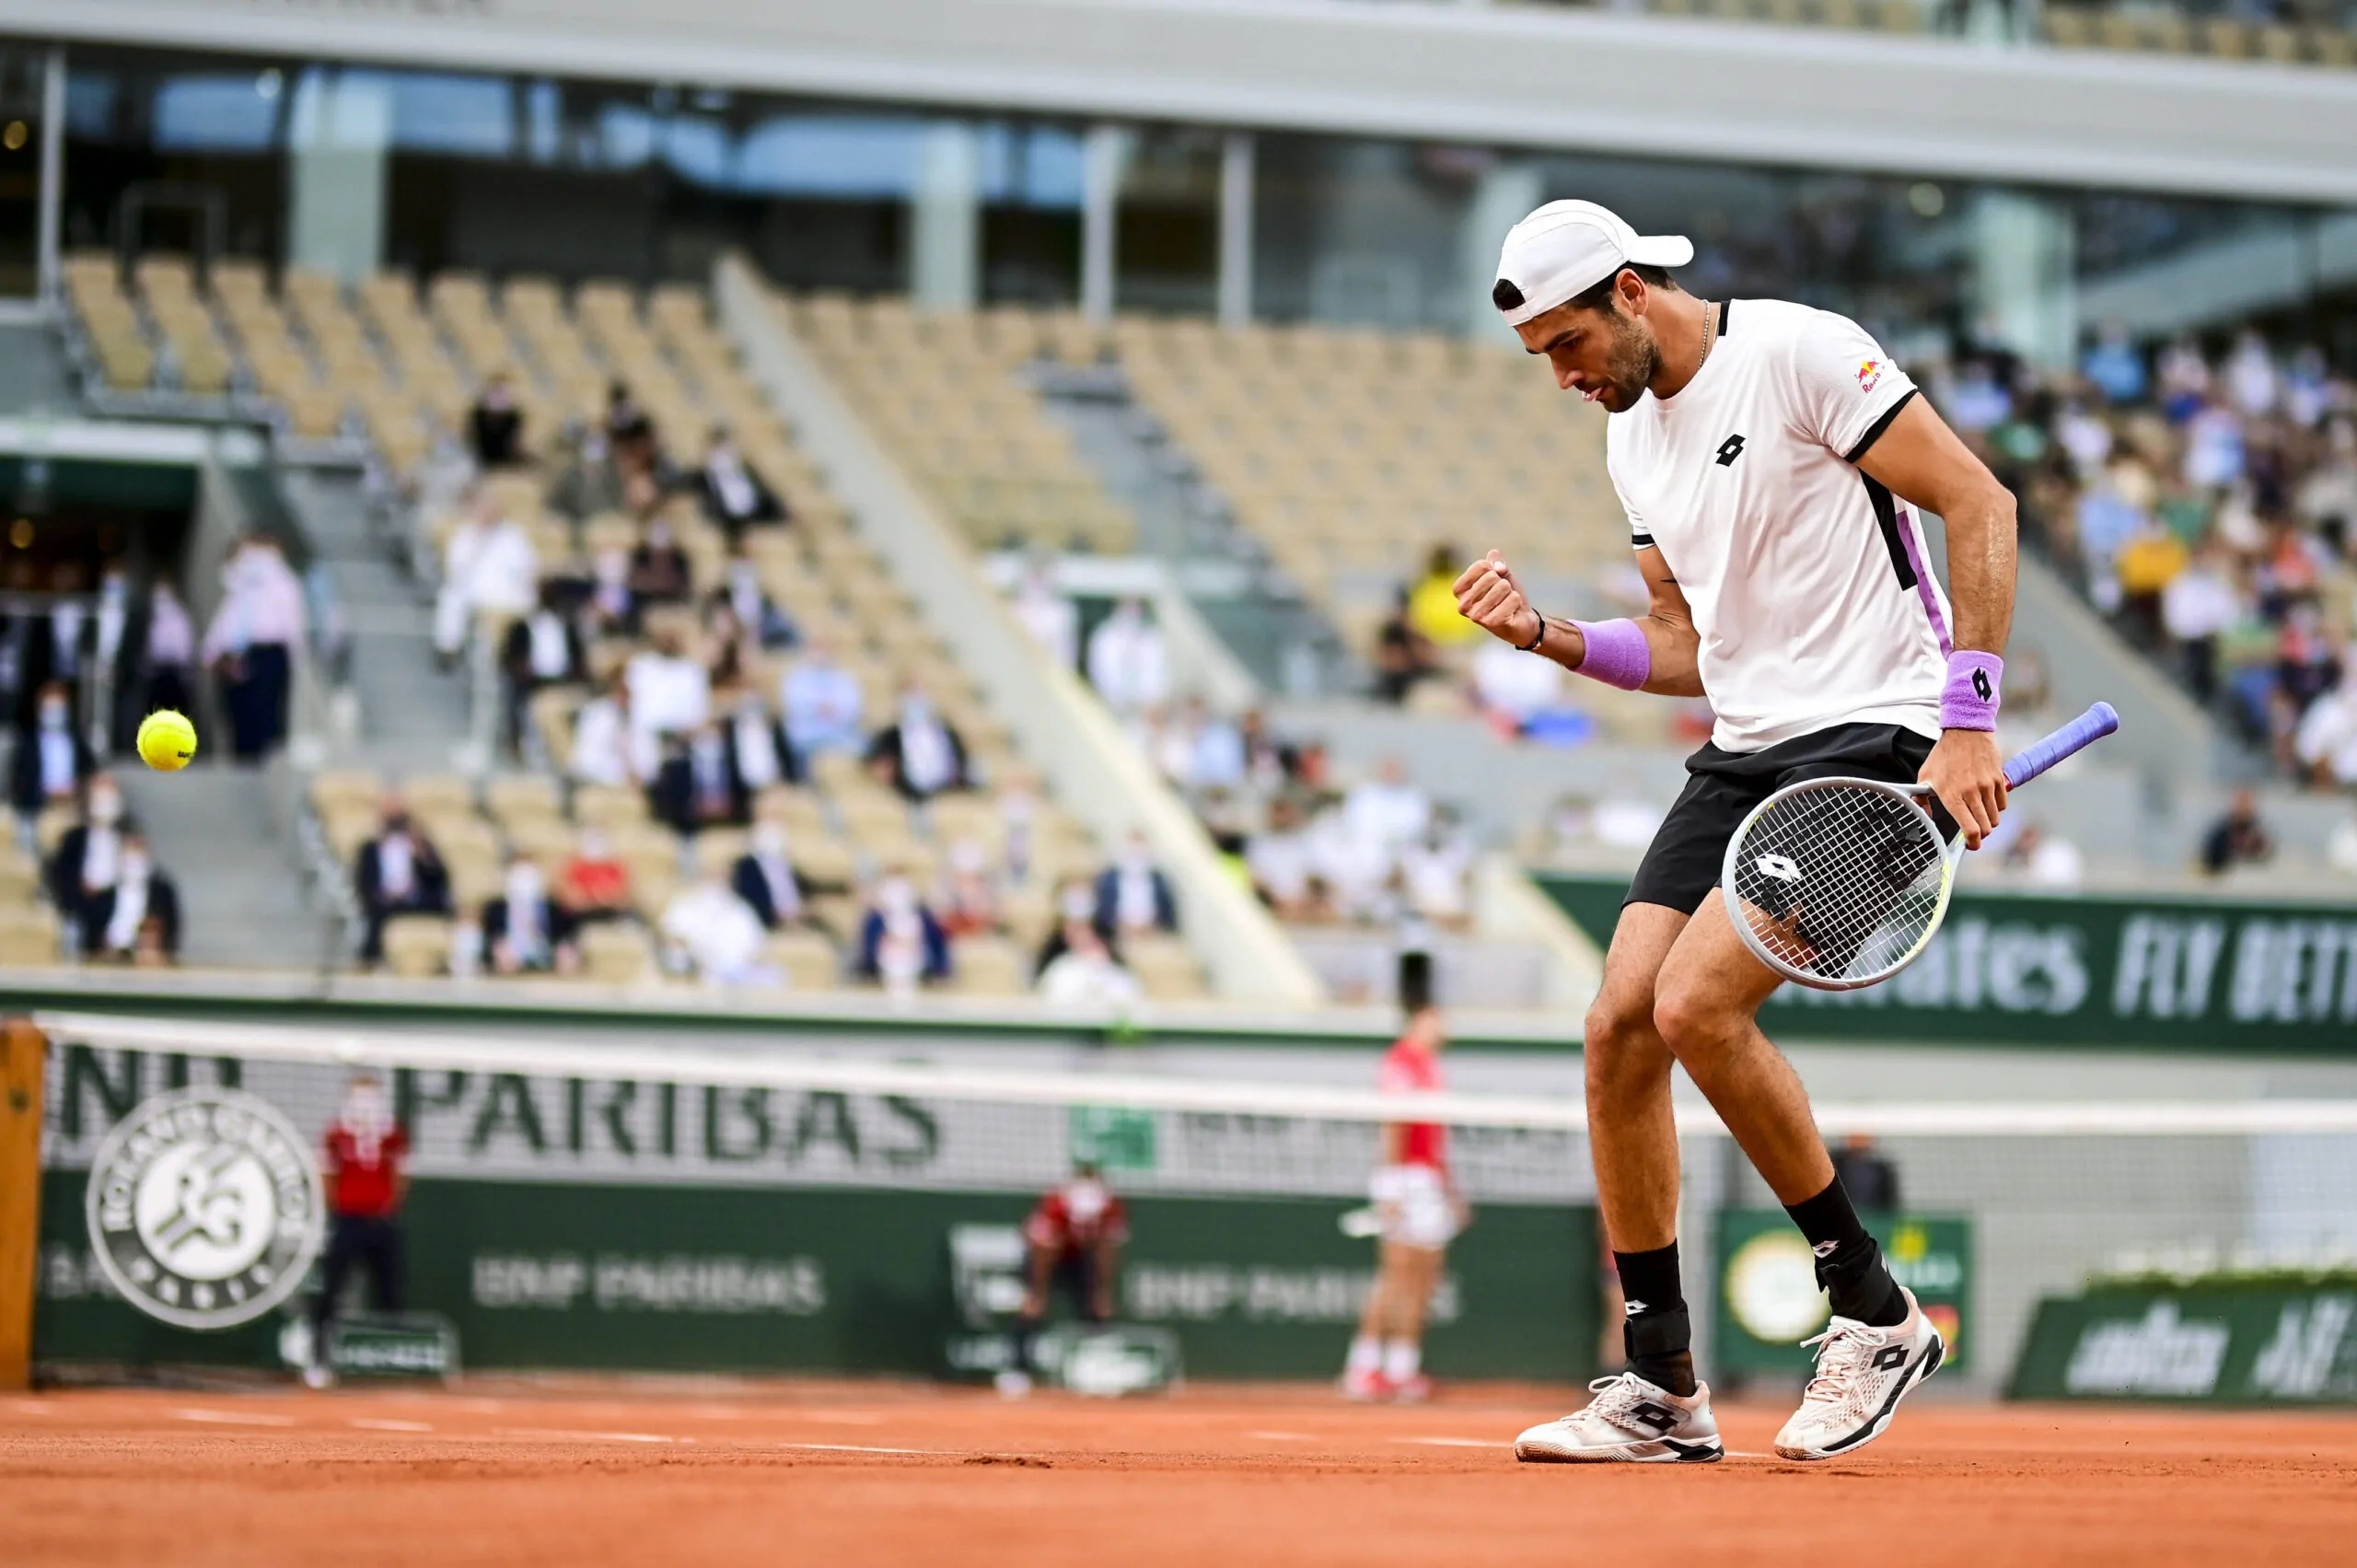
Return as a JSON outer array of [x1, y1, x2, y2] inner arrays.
[[1492, 200, 1694, 327]]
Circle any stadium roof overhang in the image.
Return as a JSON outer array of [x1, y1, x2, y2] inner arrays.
[[18, 0, 2357, 207]]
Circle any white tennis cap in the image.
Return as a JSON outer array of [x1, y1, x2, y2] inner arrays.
[[1492, 200, 1694, 327]]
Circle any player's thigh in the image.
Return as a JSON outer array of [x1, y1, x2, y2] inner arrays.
[[1653, 890, 1784, 1048]]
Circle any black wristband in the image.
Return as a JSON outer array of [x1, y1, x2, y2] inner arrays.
[[1515, 611, 1548, 653]]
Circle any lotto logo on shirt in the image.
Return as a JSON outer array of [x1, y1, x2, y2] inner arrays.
[[1857, 358, 1887, 394]]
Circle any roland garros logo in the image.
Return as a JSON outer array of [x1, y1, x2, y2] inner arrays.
[[85, 1087, 327, 1330]]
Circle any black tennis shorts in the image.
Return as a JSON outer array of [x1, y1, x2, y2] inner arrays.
[[1624, 722, 1937, 916]]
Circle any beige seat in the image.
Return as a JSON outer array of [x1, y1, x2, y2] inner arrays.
[[949, 934, 1028, 997], [787, 831, 858, 893], [485, 773, 563, 830], [573, 783, 651, 832], [1124, 934, 1206, 1000], [0, 905, 61, 966], [764, 927, 842, 991], [381, 915, 454, 978], [581, 922, 655, 984], [399, 772, 475, 819], [34, 803, 77, 859]]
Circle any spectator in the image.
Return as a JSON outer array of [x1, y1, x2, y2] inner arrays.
[[2000, 821, 2085, 890], [1037, 918, 1142, 1006], [2224, 331, 2279, 419], [546, 418, 624, 521], [2200, 787, 2274, 876], [1308, 796, 1396, 924], [723, 686, 794, 791], [1372, 586, 1439, 704], [80, 822, 181, 963], [1178, 696, 1246, 793], [433, 489, 539, 668], [482, 853, 580, 976], [2081, 322, 2148, 405], [467, 371, 526, 469], [1094, 830, 1177, 937], [305, 1073, 410, 1389], [2113, 516, 2189, 649], [2328, 803, 2357, 879], [701, 600, 753, 691], [499, 584, 586, 760], [606, 379, 656, 468], [731, 819, 811, 930], [1003, 1162, 1128, 1396], [1344, 757, 1430, 857], [625, 514, 693, 609], [867, 682, 970, 801], [1011, 558, 1078, 671], [1471, 637, 1568, 738], [354, 798, 452, 966], [855, 869, 949, 993], [2293, 678, 2357, 789], [1085, 597, 1168, 715], [660, 870, 779, 986], [45, 772, 126, 950], [2161, 544, 2240, 703], [586, 543, 638, 637], [557, 828, 633, 924], [780, 637, 865, 765], [1248, 794, 1322, 922], [11, 680, 93, 818], [570, 673, 656, 788], [694, 425, 785, 543], [1237, 708, 1293, 796], [1405, 544, 1480, 648], [625, 628, 712, 749], [1829, 1132, 1901, 1214], [714, 554, 797, 651], [2296, 419, 2357, 543], [652, 723, 750, 834], [997, 775, 1048, 889], [200, 534, 307, 762], [139, 578, 197, 721], [935, 837, 1000, 939], [1399, 810, 1474, 928], [1592, 778, 1667, 850], [1033, 879, 1103, 972]]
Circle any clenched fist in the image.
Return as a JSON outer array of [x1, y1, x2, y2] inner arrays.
[[1453, 551, 1541, 648]]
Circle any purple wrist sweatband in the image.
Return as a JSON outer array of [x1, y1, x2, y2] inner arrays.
[[1941, 651, 2003, 730], [1570, 619, 1651, 691]]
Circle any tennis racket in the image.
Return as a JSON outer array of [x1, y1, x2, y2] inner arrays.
[[1721, 702, 2119, 991]]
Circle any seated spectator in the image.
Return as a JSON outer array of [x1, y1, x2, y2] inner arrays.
[[12, 680, 93, 818], [867, 682, 970, 801], [653, 723, 750, 835], [722, 685, 795, 791], [714, 553, 797, 650], [694, 424, 785, 543], [45, 772, 126, 950], [856, 870, 949, 993], [1237, 708, 1294, 796], [2113, 516, 2189, 648], [2081, 321, 2148, 405], [1306, 796, 1394, 924], [139, 579, 197, 721], [1372, 587, 1439, 704], [1180, 697, 1246, 793], [482, 853, 580, 975], [570, 673, 656, 788], [626, 514, 694, 609], [935, 837, 1000, 939], [434, 489, 539, 667], [1398, 809, 1474, 929], [2328, 802, 2357, 879], [2161, 545, 2240, 703], [354, 797, 452, 966], [625, 628, 712, 747], [1037, 919, 1142, 1006], [660, 872, 778, 987], [997, 776, 1048, 889], [545, 417, 623, 520], [1011, 557, 1077, 671], [1344, 757, 1430, 857], [2000, 821, 2085, 890], [468, 371, 526, 469], [2293, 678, 2357, 789], [607, 379, 656, 468], [781, 637, 865, 765], [557, 828, 633, 923], [1035, 879, 1114, 975], [1094, 830, 1177, 936], [2200, 787, 2274, 876], [702, 601, 753, 690], [1406, 544, 1480, 648], [1471, 637, 1568, 738], [731, 820, 811, 930], [1085, 597, 1168, 715], [1247, 795, 1323, 922], [82, 822, 180, 964], [586, 544, 638, 638], [500, 584, 586, 761]]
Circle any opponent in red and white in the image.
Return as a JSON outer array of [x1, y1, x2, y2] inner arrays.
[[1002, 1162, 1129, 1396], [1462, 201, 2018, 1462], [1341, 999, 1466, 1403]]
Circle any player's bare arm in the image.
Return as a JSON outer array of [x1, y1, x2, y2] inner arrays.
[[1852, 396, 2020, 847], [1451, 548, 1702, 697]]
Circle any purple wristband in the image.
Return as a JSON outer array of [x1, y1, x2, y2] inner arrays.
[[1569, 619, 1651, 691], [1941, 651, 2003, 731]]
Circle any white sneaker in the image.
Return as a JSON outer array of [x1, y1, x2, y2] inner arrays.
[[301, 1363, 334, 1391], [1514, 1372, 1723, 1464], [993, 1369, 1033, 1399], [1773, 1285, 1944, 1461]]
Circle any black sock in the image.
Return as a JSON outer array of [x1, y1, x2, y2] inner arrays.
[[1612, 1241, 1696, 1397], [1784, 1176, 1907, 1328]]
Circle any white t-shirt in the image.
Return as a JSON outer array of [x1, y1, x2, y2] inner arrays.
[[1607, 298, 1950, 752]]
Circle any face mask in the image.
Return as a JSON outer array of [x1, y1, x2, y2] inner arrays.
[[648, 524, 673, 548], [119, 850, 150, 883], [879, 877, 916, 917], [39, 700, 65, 728], [506, 863, 543, 902], [753, 823, 788, 857], [1060, 885, 1096, 923], [89, 793, 122, 824], [901, 698, 933, 726]]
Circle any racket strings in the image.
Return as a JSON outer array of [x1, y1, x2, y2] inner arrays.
[[1729, 784, 1947, 984]]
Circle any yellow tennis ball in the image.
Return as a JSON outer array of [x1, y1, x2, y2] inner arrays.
[[136, 709, 198, 772]]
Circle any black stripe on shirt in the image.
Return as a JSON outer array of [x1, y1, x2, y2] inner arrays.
[[1864, 473, 1917, 591], [1631, 531, 1655, 549], [1844, 386, 1919, 466]]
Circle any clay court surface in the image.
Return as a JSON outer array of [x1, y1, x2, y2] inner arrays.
[[4, 1381, 2352, 1566]]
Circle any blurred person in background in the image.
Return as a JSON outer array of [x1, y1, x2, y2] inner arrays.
[[652, 723, 750, 835], [139, 578, 196, 721], [1036, 918, 1141, 1007], [714, 553, 797, 651], [1001, 1161, 1130, 1397], [1829, 1133, 1901, 1215], [499, 583, 586, 761], [731, 819, 812, 931], [354, 796, 452, 966], [867, 681, 970, 801], [606, 380, 657, 471], [2293, 674, 2357, 789], [625, 510, 693, 609], [2200, 787, 2275, 876], [306, 1072, 410, 1389], [934, 838, 1000, 940], [482, 852, 580, 976], [1399, 808, 1475, 930], [723, 684, 794, 791], [1472, 634, 1569, 738], [1094, 830, 1177, 938], [202, 534, 307, 762], [781, 637, 865, 767], [1086, 597, 1169, 716], [545, 417, 623, 520], [1344, 756, 1431, 857], [45, 772, 126, 954], [694, 424, 785, 544], [1406, 543, 1480, 649], [433, 489, 539, 668], [2112, 514, 2188, 650], [1372, 585, 1440, 704], [1178, 695, 1246, 793], [586, 543, 639, 638], [80, 821, 180, 964], [856, 869, 950, 994], [2161, 543, 2240, 703], [660, 869, 779, 987], [467, 371, 526, 469], [11, 679, 92, 818], [2081, 321, 2148, 405], [1343, 967, 1461, 1403], [1248, 794, 1322, 922], [1011, 557, 1078, 671], [2328, 800, 2357, 879], [625, 627, 711, 747], [557, 828, 633, 924], [1999, 821, 2084, 890], [569, 673, 656, 788], [1034, 878, 1108, 975]]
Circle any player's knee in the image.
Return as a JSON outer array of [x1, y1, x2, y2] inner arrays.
[[1651, 980, 1730, 1061], [1584, 993, 1666, 1099]]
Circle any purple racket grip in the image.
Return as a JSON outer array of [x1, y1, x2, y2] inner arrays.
[[2003, 703, 2119, 789]]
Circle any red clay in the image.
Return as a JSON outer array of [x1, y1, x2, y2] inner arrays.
[[4, 1380, 2352, 1566]]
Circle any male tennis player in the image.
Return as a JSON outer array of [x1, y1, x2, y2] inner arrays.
[[1460, 201, 2016, 1463], [1341, 994, 1463, 1403]]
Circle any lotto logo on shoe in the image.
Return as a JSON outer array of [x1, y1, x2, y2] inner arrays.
[[1873, 1345, 1910, 1371], [1625, 1402, 1679, 1433]]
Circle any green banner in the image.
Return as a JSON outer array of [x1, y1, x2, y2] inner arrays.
[[1713, 1211, 1971, 1376], [1541, 873, 2357, 1052], [36, 1171, 1599, 1382], [2009, 1282, 2357, 1403]]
